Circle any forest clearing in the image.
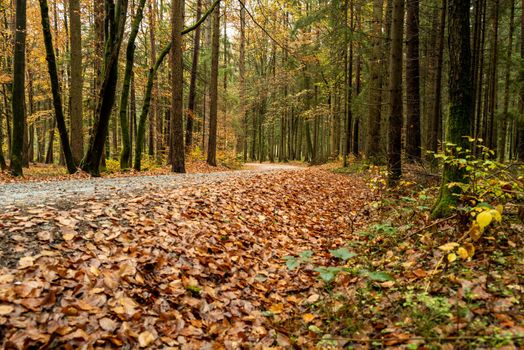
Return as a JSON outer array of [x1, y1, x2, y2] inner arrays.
[[0, 0, 524, 348]]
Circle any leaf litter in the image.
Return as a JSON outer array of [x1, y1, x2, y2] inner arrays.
[[0, 168, 372, 348]]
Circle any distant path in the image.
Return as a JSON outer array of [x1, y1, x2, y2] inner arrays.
[[0, 163, 304, 208]]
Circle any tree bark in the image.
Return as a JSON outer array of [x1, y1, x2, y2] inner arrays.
[[497, 0, 515, 161], [38, 0, 77, 174], [207, 2, 220, 166], [10, 0, 26, 176], [118, 0, 147, 169], [365, 0, 383, 164], [405, 0, 421, 161], [432, 0, 473, 218], [80, 0, 129, 176], [69, 0, 83, 163], [170, 0, 185, 172], [427, 0, 446, 162], [186, 0, 202, 152], [387, 0, 404, 185]]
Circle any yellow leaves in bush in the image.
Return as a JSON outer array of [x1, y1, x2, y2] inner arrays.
[[440, 242, 475, 263], [475, 207, 502, 231]]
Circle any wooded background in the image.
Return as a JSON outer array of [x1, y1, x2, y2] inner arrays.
[[0, 0, 522, 176]]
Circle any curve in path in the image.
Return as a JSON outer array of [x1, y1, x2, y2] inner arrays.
[[0, 163, 304, 208]]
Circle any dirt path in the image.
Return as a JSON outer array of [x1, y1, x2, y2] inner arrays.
[[0, 163, 304, 208]]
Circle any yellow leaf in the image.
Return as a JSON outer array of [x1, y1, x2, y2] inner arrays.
[[476, 211, 492, 230], [0, 305, 14, 315], [464, 242, 475, 257], [447, 253, 457, 263], [489, 209, 502, 222], [468, 223, 482, 241], [138, 331, 156, 347], [302, 313, 316, 323], [457, 247, 469, 260], [62, 232, 76, 241], [269, 303, 284, 314], [438, 242, 459, 251], [18, 256, 34, 269], [495, 205, 504, 214]]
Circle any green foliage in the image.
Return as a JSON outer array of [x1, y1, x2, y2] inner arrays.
[[284, 250, 313, 270], [329, 247, 356, 261], [433, 138, 523, 215]]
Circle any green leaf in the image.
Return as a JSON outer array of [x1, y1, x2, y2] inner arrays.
[[314, 267, 341, 283], [299, 250, 314, 261], [308, 325, 323, 334], [284, 256, 301, 270], [329, 248, 356, 261], [360, 270, 395, 282]]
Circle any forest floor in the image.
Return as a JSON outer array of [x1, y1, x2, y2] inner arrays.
[[0, 163, 522, 349]]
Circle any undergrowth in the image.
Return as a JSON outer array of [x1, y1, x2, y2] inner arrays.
[[278, 148, 524, 349]]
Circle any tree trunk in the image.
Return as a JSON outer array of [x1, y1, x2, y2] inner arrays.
[[497, 0, 515, 162], [10, 0, 26, 176], [38, 0, 77, 174], [405, 0, 421, 161], [365, 0, 383, 163], [240, 1, 247, 162], [207, 1, 220, 166], [432, 0, 473, 218], [186, 0, 202, 152], [170, 0, 186, 172], [387, 0, 404, 185], [149, 0, 158, 158], [80, 0, 129, 176], [427, 0, 446, 162], [69, 0, 83, 163], [119, 0, 147, 169], [518, 0, 524, 160]]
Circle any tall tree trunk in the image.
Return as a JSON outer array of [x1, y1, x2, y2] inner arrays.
[[0, 102, 6, 170], [80, 0, 129, 176], [486, 0, 499, 150], [170, 0, 185, 172], [240, 1, 247, 162], [207, 1, 220, 166], [432, 0, 473, 218], [497, 0, 515, 161], [186, 0, 202, 152], [387, 0, 404, 185], [69, 0, 83, 163], [427, 0, 446, 162], [405, 0, 421, 161], [518, 0, 524, 160], [365, 0, 383, 163], [38, 0, 77, 174], [10, 0, 26, 176], [133, 0, 221, 170], [119, 0, 147, 169], [149, 0, 158, 158]]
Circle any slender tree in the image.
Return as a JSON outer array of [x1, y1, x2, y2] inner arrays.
[[170, 0, 185, 172], [365, 0, 383, 163], [186, 0, 202, 152], [119, 0, 147, 169], [387, 0, 404, 185], [69, 0, 83, 163], [432, 0, 473, 218], [10, 0, 26, 176], [207, 1, 220, 166], [405, 0, 421, 161], [80, 0, 129, 176], [38, 0, 77, 174], [497, 0, 515, 161]]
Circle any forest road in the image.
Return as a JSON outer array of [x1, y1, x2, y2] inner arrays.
[[0, 163, 304, 208]]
